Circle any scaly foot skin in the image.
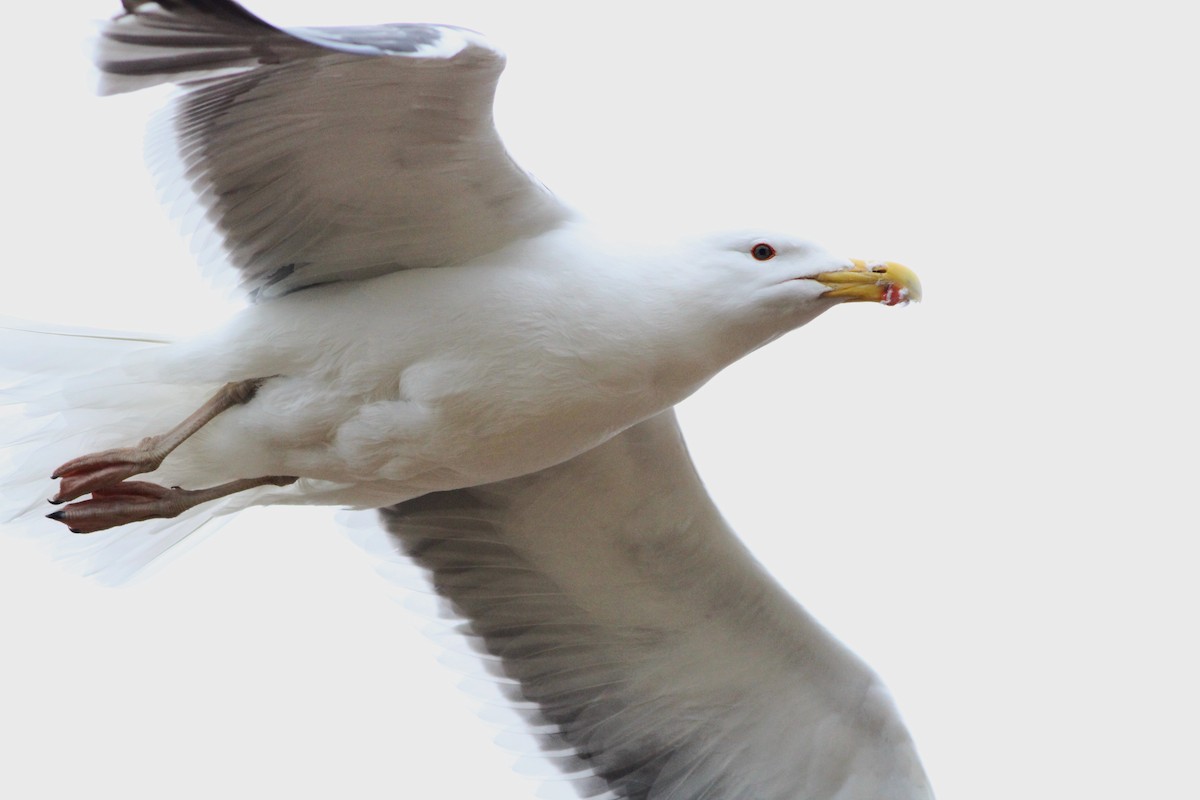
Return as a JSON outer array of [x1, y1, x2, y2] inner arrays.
[[47, 378, 273, 511], [50, 438, 169, 505], [43, 378, 294, 533], [46, 476, 298, 533]]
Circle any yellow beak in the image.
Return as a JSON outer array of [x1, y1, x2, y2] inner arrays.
[[816, 259, 922, 306]]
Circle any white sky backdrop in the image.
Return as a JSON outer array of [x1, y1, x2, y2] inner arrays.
[[1, 1, 1197, 798]]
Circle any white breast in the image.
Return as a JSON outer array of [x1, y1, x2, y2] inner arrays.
[[155, 227, 728, 507]]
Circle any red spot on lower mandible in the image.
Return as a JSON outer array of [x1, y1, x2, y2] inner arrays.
[[881, 284, 906, 306]]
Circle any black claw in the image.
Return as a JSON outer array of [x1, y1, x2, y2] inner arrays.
[[47, 497, 63, 505], [69, 528, 83, 534], [46, 510, 65, 521]]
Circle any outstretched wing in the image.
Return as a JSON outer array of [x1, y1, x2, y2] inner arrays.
[[375, 410, 933, 800], [96, 0, 572, 299]]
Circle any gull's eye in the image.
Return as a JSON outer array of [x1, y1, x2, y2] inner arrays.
[[751, 243, 776, 261]]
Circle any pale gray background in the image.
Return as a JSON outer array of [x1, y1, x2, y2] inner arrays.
[[2, 2, 1196, 798]]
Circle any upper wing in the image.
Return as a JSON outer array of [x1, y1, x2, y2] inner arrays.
[[95, 0, 572, 299], [375, 410, 933, 800]]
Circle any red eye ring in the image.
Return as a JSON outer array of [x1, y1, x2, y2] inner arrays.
[[751, 242, 776, 261]]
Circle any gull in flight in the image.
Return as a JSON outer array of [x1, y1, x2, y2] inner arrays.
[[3, 2, 931, 798]]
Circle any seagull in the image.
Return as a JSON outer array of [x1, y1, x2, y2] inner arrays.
[[4, 1, 931, 797]]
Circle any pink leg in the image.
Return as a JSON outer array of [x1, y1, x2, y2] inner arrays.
[[50, 378, 268, 504], [46, 476, 298, 533]]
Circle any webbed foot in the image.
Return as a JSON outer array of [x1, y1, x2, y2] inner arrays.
[[47, 476, 298, 533]]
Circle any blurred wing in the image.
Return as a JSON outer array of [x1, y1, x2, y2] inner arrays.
[[375, 410, 933, 800], [96, 0, 571, 298]]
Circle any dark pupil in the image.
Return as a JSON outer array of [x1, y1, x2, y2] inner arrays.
[[753, 244, 773, 260]]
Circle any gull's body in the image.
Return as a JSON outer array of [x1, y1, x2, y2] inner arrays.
[[1, 2, 932, 798], [46, 222, 848, 511]]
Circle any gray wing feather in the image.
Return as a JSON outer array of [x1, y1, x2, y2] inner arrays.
[[377, 411, 934, 800], [95, 0, 571, 298]]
